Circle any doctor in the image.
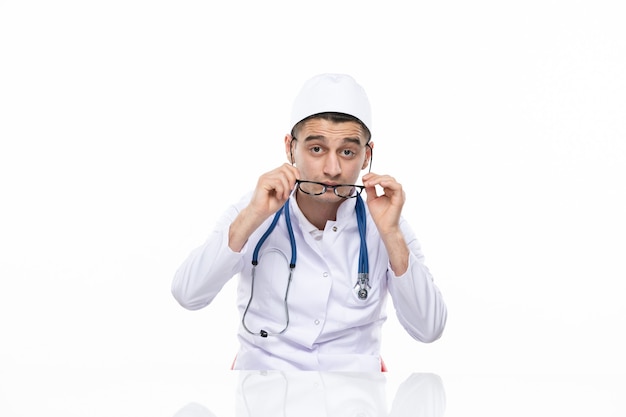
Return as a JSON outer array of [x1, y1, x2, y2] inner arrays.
[[172, 73, 447, 371]]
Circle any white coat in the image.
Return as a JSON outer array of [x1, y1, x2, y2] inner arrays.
[[172, 192, 447, 371]]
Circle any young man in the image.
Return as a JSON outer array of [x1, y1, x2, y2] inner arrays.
[[172, 73, 447, 371]]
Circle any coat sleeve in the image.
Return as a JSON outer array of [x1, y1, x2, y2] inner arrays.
[[171, 195, 250, 310], [386, 218, 447, 342]]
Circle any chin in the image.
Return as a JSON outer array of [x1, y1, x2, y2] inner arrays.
[[298, 192, 342, 204], [316, 194, 345, 204]]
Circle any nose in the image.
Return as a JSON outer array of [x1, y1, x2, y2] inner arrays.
[[323, 153, 342, 178]]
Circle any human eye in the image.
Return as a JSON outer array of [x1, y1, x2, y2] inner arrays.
[[309, 145, 325, 155], [340, 148, 357, 158]]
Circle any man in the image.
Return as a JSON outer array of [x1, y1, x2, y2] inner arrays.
[[172, 73, 447, 371]]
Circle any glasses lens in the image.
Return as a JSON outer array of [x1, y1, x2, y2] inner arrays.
[[298, 181, 326, 195], [334, 185, 358, 198]]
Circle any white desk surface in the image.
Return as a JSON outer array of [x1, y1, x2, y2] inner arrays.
[[1, 364, 624, 416]]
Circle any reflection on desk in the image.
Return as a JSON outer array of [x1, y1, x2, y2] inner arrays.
[[173, 371, 446, 417]]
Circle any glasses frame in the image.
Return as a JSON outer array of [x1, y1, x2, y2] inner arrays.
[[296, 180, 365, 199]]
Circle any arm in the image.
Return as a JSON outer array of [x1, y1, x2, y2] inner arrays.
[[363, 173, 447, 342], [387, 219, 447, 342], [229, 163, 299, 252], [172, 164, 300, 310], [363, 173, 409, 275], [171, 199, 248, 310]]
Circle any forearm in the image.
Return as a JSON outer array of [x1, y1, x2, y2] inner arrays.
[[379, 228, 409, 276], [228, 206, 267, 253], [388, 254, 447, 342], [172, 200, 249, 310], [172, 228, 243, 310], [386, 219, 447, 342]]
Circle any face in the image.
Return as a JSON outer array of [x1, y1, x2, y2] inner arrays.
[[285, 118, 372, 203]]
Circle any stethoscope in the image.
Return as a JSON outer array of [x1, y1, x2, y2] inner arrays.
[[242, 190, 370, 338]]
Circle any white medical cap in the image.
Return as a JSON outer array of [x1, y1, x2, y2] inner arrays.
[[290, 73, 372, 133]]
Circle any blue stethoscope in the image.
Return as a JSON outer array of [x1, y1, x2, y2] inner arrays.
[[242, 192, 370, 338]]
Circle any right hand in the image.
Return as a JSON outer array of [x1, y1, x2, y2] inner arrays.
[[229, 164, 299, 252], [247, 163, 300, 223]]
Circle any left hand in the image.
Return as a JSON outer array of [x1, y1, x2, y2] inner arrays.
[[362, 172, 406, 235]]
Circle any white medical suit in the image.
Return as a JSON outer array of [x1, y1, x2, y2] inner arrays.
[[172, 192, 447, 371]]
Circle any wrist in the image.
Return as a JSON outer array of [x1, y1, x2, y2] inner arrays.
[[229, 206, 266, 252], [379, 227, 409, 276], [377, 224, 402, 239]]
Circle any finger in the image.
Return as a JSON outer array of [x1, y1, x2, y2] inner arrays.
[[280, 166, 299, 199], [364, 185, 379, 203], [361, 172, 377, 185], [365, 174, 400, 191], [281, 176, 293, 200], [362, 173, 390, 188], [268, 176, 291, 202], [275, 164, 297, 185], [275, 168, 299, 200], [285, 163, 301, 179]]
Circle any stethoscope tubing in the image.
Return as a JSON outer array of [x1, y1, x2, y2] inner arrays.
[[243, 193, 370, 337]]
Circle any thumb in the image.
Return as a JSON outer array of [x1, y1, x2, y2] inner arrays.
[[365, 185, 378, 203]]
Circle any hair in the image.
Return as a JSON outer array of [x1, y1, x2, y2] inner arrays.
[[290, 112, 372, 143]]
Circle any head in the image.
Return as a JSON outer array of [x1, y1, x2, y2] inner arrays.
[[284, 74, 374, 202]]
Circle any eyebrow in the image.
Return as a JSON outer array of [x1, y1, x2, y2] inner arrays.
[[303, 135, 363, 145]]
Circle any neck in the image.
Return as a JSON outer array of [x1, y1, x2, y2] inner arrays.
[[295, 191, 344, 230]]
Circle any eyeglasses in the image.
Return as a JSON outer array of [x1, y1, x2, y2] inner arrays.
[[296, 180, 365, 199]]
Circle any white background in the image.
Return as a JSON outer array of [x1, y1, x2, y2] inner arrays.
[[1, 0, 625, 381]]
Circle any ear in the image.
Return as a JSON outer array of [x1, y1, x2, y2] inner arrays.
[[284, 134, 295, 164], [362, 141, 374, 170]]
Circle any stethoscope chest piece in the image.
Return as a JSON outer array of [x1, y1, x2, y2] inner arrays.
[[355, 272, 371, 300]]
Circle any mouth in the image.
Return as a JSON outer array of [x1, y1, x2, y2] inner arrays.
[[301, 180, 341, 186]]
